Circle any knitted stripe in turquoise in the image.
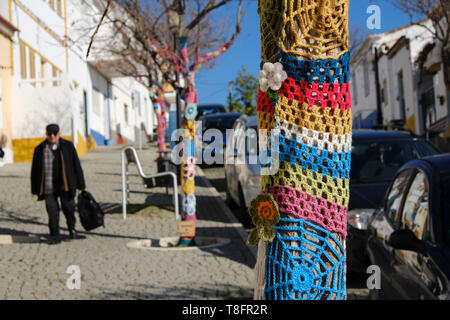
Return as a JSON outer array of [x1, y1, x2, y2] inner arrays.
[[279, 51, 350, 85], [264, 218, 346, 300], [276, 132, 351, 180]]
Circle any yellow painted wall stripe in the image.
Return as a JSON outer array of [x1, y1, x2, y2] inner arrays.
[[12, 132, 97, 163]]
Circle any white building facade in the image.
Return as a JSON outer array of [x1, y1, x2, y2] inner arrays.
[[351, 19, 449, 147], [3, 0, 154, 162]]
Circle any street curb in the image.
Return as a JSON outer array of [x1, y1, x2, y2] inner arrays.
[[196, 166, 257, 259]]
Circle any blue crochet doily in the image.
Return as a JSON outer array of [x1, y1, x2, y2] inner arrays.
[[265, 218, 346, 300]]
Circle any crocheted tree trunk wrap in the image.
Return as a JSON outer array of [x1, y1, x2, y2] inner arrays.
[[255, 0, 351, 300], [153, 98, 166, 153], [178, 36, 235, 244]]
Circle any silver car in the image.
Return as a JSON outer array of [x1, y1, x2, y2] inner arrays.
[[224, 115, 261, 226]]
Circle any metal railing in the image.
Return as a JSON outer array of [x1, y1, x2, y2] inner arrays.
[[18, 77, 63, 88], [121, 146, 179, 221]]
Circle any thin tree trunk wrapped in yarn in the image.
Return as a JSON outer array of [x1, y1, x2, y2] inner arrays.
[[252, 0, 351, 300], [177, 5, 243, 244], [153, 90, 167, 153]]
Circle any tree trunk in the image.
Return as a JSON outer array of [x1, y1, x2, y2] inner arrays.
[[254, 0, 351, 300]]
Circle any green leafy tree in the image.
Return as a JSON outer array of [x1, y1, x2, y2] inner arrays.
[[227, 66, 258, 115]]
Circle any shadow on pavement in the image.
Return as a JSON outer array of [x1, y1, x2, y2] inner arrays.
[[0, 208, 46, 227], [206, 178, 227, 193], [101, 203, 149, 215], [94, 282, 253, 300], [194, 195, 233, 224], [195, 226, 256, 269], [0, 205, 150, 241]]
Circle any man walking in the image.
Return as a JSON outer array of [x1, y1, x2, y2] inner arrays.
[[31, 124, 86, 244]]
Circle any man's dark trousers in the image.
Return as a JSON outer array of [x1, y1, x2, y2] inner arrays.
[[44, 193, 76, 237]]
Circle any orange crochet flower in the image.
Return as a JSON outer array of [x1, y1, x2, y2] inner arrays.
[[257, 201, 275, 222], [247, 193, 280, 246]]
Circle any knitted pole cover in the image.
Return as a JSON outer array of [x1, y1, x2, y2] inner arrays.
[[254, 0, 351, 300], [153, 100, 165, 153], [178, 35, 240, 244], [178, 36, 197, 245]]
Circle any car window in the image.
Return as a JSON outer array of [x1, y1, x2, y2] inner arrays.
[[202, 116, 239, 134], [198, 106, 225, 117], [245, 126, 258, 155], [401, 171, 430, 241], [385, 169, 412, 227], [351, 140, 439, 184]]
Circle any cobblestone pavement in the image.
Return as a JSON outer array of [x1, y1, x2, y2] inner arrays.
[[201, 165, 370, 300], [0, 143, 255, 300]]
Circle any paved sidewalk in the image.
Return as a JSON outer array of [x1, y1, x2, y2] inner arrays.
[[0, 143, 255, 300]]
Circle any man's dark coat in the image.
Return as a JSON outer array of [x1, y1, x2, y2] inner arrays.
[[31, 138, 86, 200]]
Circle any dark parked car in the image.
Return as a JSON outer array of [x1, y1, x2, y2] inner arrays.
[[347, 130, 440, 273], [366, 154, 450, 299], [195, 104, 226, 120], [200, 112, 241, 166]]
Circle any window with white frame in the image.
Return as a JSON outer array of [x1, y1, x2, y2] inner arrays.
[[351, 72, 358, 105], [124, 104, 129, 125], [380, 79, 388, 106], [19, 40, 62, 87], [363, 62, 370, 97], [92, 89, 104, 117], [45, 0, 63, 17], [133, 90, 141, 116]]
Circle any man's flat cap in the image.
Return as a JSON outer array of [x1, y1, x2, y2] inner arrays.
[[46, 124, 60, 133]]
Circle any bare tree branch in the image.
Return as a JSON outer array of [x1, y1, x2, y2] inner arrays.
[[86, 0, 112, 58]]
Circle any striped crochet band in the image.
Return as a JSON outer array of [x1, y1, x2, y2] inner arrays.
[[261, 162, 350, 207], [261, 50, 352, 239], [279, 79, 351, 112], [275, 96, 352, 136], [279, 51, 350, 84], [275, 119, 352, 153], [276, 131, 351, 180], [266, 185, 347, 237]]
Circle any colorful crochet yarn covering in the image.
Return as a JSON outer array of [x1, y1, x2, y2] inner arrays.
[[279, 51, 350, 84], [181, 107, 196, 223], [258, 0, 284, 63], [265, 218, 346, 300], [281, 0, 349, 60], [256, 0, 351, 301], [153, 102, 165, 152]]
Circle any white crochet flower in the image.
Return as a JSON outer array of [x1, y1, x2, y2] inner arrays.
[[258, 62, 288, 92]]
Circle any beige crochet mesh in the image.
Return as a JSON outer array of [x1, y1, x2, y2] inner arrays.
[[258, 0, 284, 63], [281, 0, 349, 60], [258, 111, 274, 137], [275, 96, 352, 136], [275, 119, 352, 153], [261, 162, 349, 206]]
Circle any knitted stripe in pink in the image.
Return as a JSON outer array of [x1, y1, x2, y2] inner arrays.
[[279, 78, 351, 111], [269, 185, 347, 237]]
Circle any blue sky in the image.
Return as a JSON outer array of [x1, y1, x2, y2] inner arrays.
[[195, 0, 415, 105]]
